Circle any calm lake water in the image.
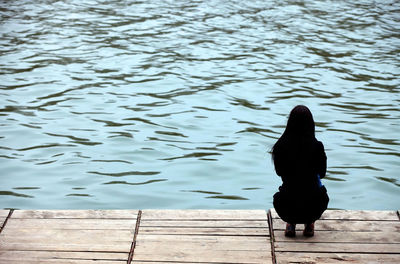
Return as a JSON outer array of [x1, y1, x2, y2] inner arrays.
[[0, 0, 399, 210]]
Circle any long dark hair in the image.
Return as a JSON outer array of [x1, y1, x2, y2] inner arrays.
[[272, 105, 316, 160]]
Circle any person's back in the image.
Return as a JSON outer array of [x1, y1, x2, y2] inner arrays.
[[274, 138, 326, 190], [271, 105, 329, 237]]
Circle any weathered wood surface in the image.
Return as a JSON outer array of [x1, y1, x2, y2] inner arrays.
[[0, 209, 399, 263], [4, 218, 137, 230], [0, 250, 127, 263], [0, 210, 138, 263], [140, 219, 269, 227], [275, 252, 400, 264], [11, 209, 138, 219], [133, 210, 272, 263], [271, 208, 400, 263], [271, 209, 399, 221], [141, 209, 268, 220]]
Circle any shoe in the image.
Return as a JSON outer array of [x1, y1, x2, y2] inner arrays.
[[303, 222, 314, 237], [285, 223, 296, 237]]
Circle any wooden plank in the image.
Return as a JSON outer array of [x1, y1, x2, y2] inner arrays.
[[134, 208, 272, 264], [0, 228, 134, 253], [0, 232, 133, 244], [2, 261, 125, 264], [0, 210, 136, 263], [274, 241, 400, 254], [0, 210, 9, 218], [11, 210, 138, 219], [4, 218, 137, 230], [138, 227, 270, 236], [141, 209, 268, 220], [132, 263, 204, 264], [272, 218, 400, 232], [133, 248, 271, 263], [133, 263, 209, 264], [137, 234, 269, 243], [136, 240, 270, 251], [322, 210, 399, 221], [0, 250, 128, 261], [133, 262, 263, 264], [276, 252, 400, 264], [0, 228, 133, 240], [132, 263, 200, 264], [133, 208, 272, 264], [274, 230, 400, 243], [0, 241, 131, 252], [270, 208, 399, 221], [140, 220, 269, 228]]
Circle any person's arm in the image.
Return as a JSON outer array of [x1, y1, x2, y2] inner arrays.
[[273, 152, 285, 177], [317, 141, 327, 178]]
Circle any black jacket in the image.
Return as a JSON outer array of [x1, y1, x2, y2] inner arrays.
[[273, 139, 327, 191]]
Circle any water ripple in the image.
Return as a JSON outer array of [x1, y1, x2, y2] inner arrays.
[[87, 171, 160, 177], [103, 179, 167, 186]]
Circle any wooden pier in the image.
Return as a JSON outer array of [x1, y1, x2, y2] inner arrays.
[[0, 209, 399, 263]]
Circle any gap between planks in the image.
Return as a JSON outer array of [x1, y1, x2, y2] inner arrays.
[[0, 209, 13, 234], [267, 209, 277, 264], [127, 210, 142, 264]]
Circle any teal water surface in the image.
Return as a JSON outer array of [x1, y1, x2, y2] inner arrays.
[[0, 0, 399, 210]]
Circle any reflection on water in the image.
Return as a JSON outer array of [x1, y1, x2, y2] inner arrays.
[[0, 0, 399, 210]]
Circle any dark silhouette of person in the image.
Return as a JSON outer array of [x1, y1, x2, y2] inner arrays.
[[272, 105, 329, 237]]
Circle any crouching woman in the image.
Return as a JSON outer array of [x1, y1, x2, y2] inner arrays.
[[272, 105, 329, 237]]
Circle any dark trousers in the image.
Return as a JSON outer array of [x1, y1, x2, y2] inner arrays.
[[273, 185, 329, 224]]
